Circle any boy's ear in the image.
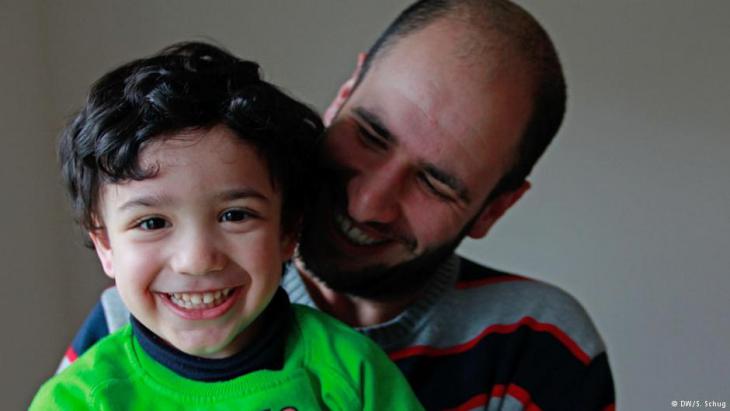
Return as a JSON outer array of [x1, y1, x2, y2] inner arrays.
[[88, 228, 115, 279], [322, 52, 366, 127], [467, 181, 531, 239]]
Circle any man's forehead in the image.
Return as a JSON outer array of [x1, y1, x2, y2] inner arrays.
[[353, 83, 490, 159], [363, 20, 530, 138], [344, 18, 533, 201], [353, 95, 506, 185], [354, 58, 528, 165]]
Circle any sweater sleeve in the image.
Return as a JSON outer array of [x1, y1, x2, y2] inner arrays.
[[30, 379, 91, 411], [31, 359, 99, 411], [572, 352, 615, 410], [56, 287, 129, 373]]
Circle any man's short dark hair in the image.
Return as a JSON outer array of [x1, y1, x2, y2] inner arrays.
[[59, 41, 322, 234], [357, 0, 566, 201]]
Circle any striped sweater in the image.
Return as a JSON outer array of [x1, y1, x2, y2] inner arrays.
[[58, 254, 615, 410]]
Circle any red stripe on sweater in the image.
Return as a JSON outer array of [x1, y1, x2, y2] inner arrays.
[[64, 346, 78, 363], [455, 274, 530, 289], [445, 393, 488, 411], [444, 384, 542, 411], [389, 316, 591, 365]]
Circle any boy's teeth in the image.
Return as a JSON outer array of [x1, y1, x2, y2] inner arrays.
[[168, 288, 233, 309]]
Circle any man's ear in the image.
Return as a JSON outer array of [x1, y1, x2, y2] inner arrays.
[[88, 228, 115, 279], [467, 181, 531, 239], [323, 52, 366, 126], [280, 231, 298, 261]]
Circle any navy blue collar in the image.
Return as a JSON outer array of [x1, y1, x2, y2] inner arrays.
[[131, 287, 291, 382]]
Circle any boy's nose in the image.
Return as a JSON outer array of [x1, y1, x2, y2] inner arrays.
[[170, 232, 226, 276]]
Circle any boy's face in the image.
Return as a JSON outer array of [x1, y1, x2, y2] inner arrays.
[[90, 125, 293, 358]]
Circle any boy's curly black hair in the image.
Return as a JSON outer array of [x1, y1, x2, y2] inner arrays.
[[59, 41, 323, 235]]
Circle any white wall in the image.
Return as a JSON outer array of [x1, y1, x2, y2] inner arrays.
[[0, 1, 88, 409], [462, 1, 730, 409], [2, 1, 728, 409]]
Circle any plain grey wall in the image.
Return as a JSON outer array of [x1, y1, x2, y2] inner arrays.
[[460, 1, 730, 409], [2, 1, 728, 409]]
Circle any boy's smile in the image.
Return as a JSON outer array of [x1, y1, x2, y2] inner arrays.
[[165, 287, 234, 309], [160, 287, 241, 320], [90, 125, 294, 358]]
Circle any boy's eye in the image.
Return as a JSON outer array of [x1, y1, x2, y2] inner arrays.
[[137, 217, 169, 231], [219, 209, 253, 223]]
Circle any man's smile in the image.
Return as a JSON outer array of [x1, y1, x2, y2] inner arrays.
[[334, 212, 388, 246]]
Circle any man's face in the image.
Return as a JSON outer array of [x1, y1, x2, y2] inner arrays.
[[299, 19, 534, 298], [90, 126, 292, 358]]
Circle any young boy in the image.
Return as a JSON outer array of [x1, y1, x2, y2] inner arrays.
[[31, 42, 423, 411]]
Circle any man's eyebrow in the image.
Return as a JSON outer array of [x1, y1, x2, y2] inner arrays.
[[354, 107, 470, 203], [423, 164, 470, 203], [353, 107, 395, 143]]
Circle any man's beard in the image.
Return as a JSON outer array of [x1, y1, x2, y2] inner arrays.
[[296, 155, 485, 301], [298, 208, 474, 302]]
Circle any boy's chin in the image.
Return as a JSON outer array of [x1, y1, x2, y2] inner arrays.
[[173, 339, 235, 359], [161, 329, 241, 359]]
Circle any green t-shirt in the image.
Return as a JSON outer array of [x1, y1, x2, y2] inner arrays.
[[31, 305, 423, 410]]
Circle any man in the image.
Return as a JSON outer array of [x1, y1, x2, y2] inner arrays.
[[60, 1, 615, 410]]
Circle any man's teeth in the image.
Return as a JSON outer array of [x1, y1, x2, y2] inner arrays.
[[334, 213, 383, 245], [169, 288, 233, 309]]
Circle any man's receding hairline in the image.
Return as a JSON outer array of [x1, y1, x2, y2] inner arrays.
[[359, 0, 544, 86], [353, 0, 566, 203], [357, 7, 538, 181]]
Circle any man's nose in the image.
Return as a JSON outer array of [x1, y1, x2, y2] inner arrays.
[[347, 161, 405, 224], [170, 229, 226, 276]]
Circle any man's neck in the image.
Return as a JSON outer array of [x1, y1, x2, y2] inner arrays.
[[293, 260, 417, 328]]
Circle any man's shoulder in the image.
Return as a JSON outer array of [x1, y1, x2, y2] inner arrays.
[[455, 257, 594, 315], [433, 256, 607, 360], [392, 256, 614, 411]]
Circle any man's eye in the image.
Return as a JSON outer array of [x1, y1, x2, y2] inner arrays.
[[137, 217, 169, 230], [357, 125, 388, 150], [419, 174, 456, 202], [219, 209, 253, 223]]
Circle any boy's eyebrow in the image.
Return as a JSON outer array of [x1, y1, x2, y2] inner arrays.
[[117, 189, 269, 212], [214, 188, 270, 203], [117, 194, 173, 212]]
